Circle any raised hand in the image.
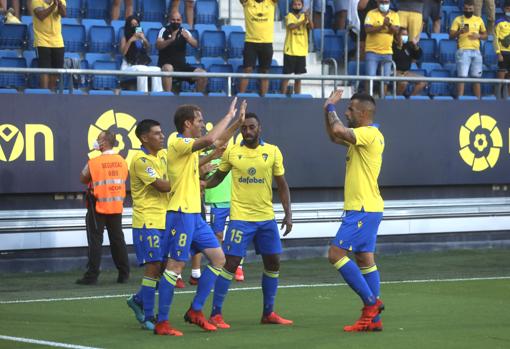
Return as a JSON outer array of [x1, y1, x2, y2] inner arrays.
[[227, 96, 238, 117], [324, 89, 343, 110]]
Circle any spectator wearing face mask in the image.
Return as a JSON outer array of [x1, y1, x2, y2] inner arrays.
[[449, 0, 488, 98], [494, 0, 510, 98], [392, 27, 426, 96]]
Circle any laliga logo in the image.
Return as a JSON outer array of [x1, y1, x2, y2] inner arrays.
[[87, 110, 141, 165], [459, 112, 502, 172], [0, 124, 54, 162]]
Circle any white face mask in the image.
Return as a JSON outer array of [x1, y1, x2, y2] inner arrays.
[[93, 140, 101, 151], [379, 3, 390, 12], [506, 11, 510, 17], [401, 35, 409, 44]]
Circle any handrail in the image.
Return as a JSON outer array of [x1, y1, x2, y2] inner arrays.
[[321, 57, 338, 98]]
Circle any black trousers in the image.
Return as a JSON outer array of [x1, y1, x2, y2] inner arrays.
[[83, 209, 130, 280]]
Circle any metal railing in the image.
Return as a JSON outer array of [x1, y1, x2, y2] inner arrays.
[[1, 67, 510, 98]]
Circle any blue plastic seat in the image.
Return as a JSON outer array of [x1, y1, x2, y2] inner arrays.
[[0, 88, 18, 93], [458, 95, 479, 100], [62, 24, 86, 52], [227, 31, 245, 58], [419, 39, 437, 63], [0, 49, 19, 58], [61, 18, 80, 25], [85, 53, 113, 66], [0, 57, 26, 88], [0, 24, 27, 49], [438, 39, 457, 64], [430, 33, 449, 46], [384, 95, 406, 99], [322, 34, 344, 62], [85, 0, 110, 19], [186, 29, 200, 57], [269, 65, 282, 93], [236, 92, 260, 97], [421, 62, 442, 75], [264, 93, 287, 98], [120, 90, 146, 95], [221, 25, 244, 41], [429, 69, 452, 96], [63, 89, 85, 94], [483, 41, 498, 66], [234, 65, 258, 93], [481, 69, 497, 96], [91, 60, 118, 90], [89, 90, 115, 95], [291, 93, 313, 98], [208, 92, 227, 96], [140, 21, 163, 33], [66, 0, 83, 18], [179, 92, 204, 96], [82, 19, 107, 34], [21, 16, 32, 25], [194, 24, 217, 38], [201, 56, 225, 70], [111, 20, 125, 41], [150, 91, 175, 96], [195, 0, 219, 24], [24, 88, 52, 94], [144, 28, 160, 55], [312, 28, 335, 52], [447, 11, 463, 28], [141, 0, 166, 22], [433, 95, 454, 100], [208, 63, 233, 93], [409, 95, 431, 100], [201, 30, 226, 57], [88, 25, 114, 53], [227, 58, 243, 72]]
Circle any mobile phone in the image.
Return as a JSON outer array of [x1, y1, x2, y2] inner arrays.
[[463, 24, 469, 31], [135, 27, 142, 33]]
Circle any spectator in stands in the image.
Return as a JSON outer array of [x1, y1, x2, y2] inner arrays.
[[239, 0, 278, 96], [156, 11, 207, 93], [364, 0, 400, 94], [397, 0, 424, 42], [0, 6, 21, 23], [0, 0, 20, 19], [449, 0, 487, 98], [281, 0, 313, 95], [32, 0, 66, 90], [77, 130, 130, 285], [313, 0, 348, 30], [422, 0, 441, 34], [473, 0, 495, 34], [111, 0, 133, 21], [392, 27, 426, 96], [356, 0, 378, 59], [495, 1, 510, 98], [169, 0, 195, 27], [120, 15, 164, 93]]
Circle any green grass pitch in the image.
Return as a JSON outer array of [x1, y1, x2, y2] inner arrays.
[[1, 249, 510, 349]]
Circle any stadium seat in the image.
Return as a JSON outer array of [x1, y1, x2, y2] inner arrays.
[[0, 57, 26, 88], [201, 30, 226, 57], [234, 66, 258, 93], [88, 26, 114, 53], [447, 11, 463, 28], [0, 49, 19, 58], [85, 0, 110, 19], [322, 34, 344, 62], [407, 68, 428, 95], [458, 95, 478, 100], [24, 88, 52, 94], [312, 28, 335, 52], [63, 89, 85, 94], [201, 56, 225, 70], [141, 0, 166, 22], [264, 93, 287, 98], [227, 58, 243, 72], [207, 63, 233, 93], [442, 63, 457, 76], [185, 55, 198, 65], [430, 33, 449, 46], [419, 32, 430, 40], [269, 65, 283, 93], [221, 25, 244, 40], [120, 90, 146, 95], [433, 95, 454, 100], [429, 69, 452, 96], [145, 28, 161, 55], [21, 16, 32, 25], [194, 24, 217, 38], [82, 19, 107, 34], [195, 0, 219, 24], [481, 69, 497, 96], [291, 94, 313, 98], [111, 20, 125, 41], [438, 39, 457, 64], [481, 95, 497, 100], [0, 24, 27, 49], [61, 18, 80, 25], [418, 39, 437, 63], [62, 24, 86, 53], [236, 92, 260, 97], [409, 95, 431, 100], [66, 0, 84, 18], [89, 90, 115, 95], [421, 62, 442, 75], [483, 41, 498, 66], [85, 53, 113, 66], [347, 61, 366, 76], [180, 92, 204, 96], [91, 60, 118, 90], [27, 23, 34, 48], [149, 91, 175, 96], [384, 95, 406, 99], [227, 31, 245, 58], [140, 21, 163, 34], [186, 29, 200, 57], [208, 92, 227, 96], [0, 88, 18, 93]]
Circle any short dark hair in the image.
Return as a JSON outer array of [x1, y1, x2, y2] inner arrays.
[[103, 130, 116, 147], [174, 104, 201, 133], [135, 119, 160, 140], [351, 92, 376, 107], [245, 112, 260, 124], [464, 0, 474, 6], [504, 0, 510, 7]]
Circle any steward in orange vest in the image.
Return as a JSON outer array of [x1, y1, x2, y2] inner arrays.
[[76, 130, 130, 285]]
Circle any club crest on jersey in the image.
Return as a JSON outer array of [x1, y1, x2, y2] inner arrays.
[[262, 153, 268, 161], [248, 167, 256, 176], [145, 166, 157, 177]]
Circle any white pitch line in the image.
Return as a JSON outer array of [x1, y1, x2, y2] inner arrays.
[[0, 335, 102, 349], [1, 276, 509, 305]]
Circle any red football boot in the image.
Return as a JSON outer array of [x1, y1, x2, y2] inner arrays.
[[175, 278, 186, 289], [261, 312, 293, 325], [344, 299, 385, 332], [154, 321, 183, 336], [184, 307, 217, 331], [234, 267, 244, 282], [209, 314, 231, 329], [368, 320, 383, 331], [188, 276, 199, 286]]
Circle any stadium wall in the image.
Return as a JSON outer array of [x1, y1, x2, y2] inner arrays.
[[0, 96, 509, 194]]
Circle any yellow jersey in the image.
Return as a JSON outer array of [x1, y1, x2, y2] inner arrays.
[[167, 134, 201, 213], [32, 0, 65, 48], [450, 15, 486, 50], [130, 148, 168, 230], [218, 140, 284, 221], [344, 126, 384, 212], [243, 0, 275, 43], [284, 12, 309, 57], [495, 17, 510, 54], [364, 9, 400, 55]]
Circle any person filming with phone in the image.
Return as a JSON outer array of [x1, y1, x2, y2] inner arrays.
[[449, 0, 488, 98]]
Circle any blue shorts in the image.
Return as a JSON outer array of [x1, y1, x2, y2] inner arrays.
[[165, 211, 220, 262], [331, 210, 383, 253], [223, 220, 282, 257], [210, 207, 230, 235], [133, 226, 169, 266]]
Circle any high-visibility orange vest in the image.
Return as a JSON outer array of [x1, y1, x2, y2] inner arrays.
[[88, 153, 128, 214]]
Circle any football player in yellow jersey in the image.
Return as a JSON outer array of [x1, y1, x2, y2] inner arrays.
[[154, 98, 246, 335], [205, 112, 293, 329], [126, 119, 172, 332], [238, 0, 278, 96], [323, 89, 385, 332]]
